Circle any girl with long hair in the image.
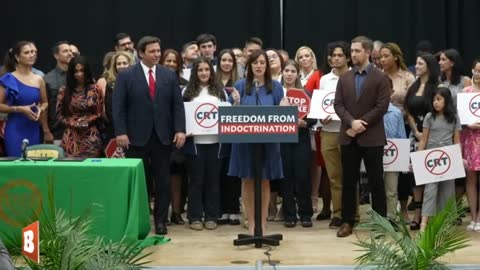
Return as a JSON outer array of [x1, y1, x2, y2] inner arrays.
[[182, 56, 227, 230], [418, 87, 461, 231]]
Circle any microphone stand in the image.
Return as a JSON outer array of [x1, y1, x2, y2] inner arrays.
[[17, 140, 34, 162], [234, 81, 282, 248]]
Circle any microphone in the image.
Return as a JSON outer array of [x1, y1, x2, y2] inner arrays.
[[253, 79, 259, 88], [21, 139, 29, 159], [253, 79, 261, 105]]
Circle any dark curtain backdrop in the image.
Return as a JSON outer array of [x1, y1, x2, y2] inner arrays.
[[1, 0, 478, 76], [283, 0, 480, 73]]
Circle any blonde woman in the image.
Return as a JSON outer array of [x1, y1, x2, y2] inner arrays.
[[295, 46, 323, 91], [97, 51, 134, 143]]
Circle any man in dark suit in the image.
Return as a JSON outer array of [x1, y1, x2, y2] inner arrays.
[[333, 36, 390, 237], [113, 36, 186, 235]]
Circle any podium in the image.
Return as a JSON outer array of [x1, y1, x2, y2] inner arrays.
[[218, 105, 298, 248]]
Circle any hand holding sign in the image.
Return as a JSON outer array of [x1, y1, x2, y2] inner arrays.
[[279, 97, 290, 106], [231, 88, 241, 105], [320, 115, 332, 125]]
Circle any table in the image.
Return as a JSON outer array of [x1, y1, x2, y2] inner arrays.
[[0, 158, 150, 242]]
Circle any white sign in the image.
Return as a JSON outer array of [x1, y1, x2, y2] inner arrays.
[[457, 93, 480, 125], [410, 144, 465, 185], [307, 89, 340, 120], [184, 101, 231, 135], [360, 139, 410, 172]]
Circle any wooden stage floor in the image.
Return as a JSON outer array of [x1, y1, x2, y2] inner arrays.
[[143, 206, 480, 267]]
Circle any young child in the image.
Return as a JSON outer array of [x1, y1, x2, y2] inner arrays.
[[418, 87, 462, 230]]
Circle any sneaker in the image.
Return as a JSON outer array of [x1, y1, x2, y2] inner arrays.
[[467, 221, 476, 231], [329, 217, 342, 229], [218, 214, 229, 225], [229, 214, 240, 225], [301, 218, 313, 228], [190, 221, 203, 230], [205, 221, 217, 230]]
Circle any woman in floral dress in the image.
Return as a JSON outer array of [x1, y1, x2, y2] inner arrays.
[[57, 56, 103, 157]]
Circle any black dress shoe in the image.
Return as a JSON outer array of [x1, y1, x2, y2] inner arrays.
[[329, 217, 342, 229], [155, 223, 168, 235], [170, 213, 185, 225], [316, 211, 332, 221]]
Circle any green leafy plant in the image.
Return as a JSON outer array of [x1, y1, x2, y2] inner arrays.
[[5, 174, 152, 270], [354, 199, 470, 270]]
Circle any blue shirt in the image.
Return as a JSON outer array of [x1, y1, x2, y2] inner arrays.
[[354, 63, 372, 97], [384, 103, 406, 139]]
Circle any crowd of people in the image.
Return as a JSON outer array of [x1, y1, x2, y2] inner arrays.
[[1, 32, 479, 238]]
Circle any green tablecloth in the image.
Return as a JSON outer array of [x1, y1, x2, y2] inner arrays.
[[0, 158, 150, 242]]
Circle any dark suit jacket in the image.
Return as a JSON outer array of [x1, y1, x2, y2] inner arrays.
[[112, 63, 186, 146], [333, 66, 390, 147]]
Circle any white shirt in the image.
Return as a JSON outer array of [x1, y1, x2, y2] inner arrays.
[[192, 87, 221, 144], [318, 70, 341, 132], [140, 61, 156, 85]]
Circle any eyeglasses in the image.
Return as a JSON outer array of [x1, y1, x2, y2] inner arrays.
[[473, 69, 480, 75]]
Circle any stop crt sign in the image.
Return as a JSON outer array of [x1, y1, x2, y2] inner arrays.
[[105, 139, 125, 158], [286, 88, 311, 119]]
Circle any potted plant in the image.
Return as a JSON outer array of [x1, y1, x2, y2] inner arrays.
[[354, 200, 470, 270]]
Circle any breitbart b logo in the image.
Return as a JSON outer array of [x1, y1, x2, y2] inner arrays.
[[22, 221, 39, 263]]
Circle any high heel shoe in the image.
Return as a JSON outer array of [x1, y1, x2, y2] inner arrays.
[[170, 212, 185, 225]]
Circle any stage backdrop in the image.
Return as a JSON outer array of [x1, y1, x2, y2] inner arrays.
[[1, 0, 478, 76]]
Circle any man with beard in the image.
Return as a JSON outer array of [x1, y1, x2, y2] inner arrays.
[[334, 36, 389, 237], [114, 32, 138, 61]]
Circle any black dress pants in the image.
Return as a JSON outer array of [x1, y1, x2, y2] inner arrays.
[[341, 141, 386, 225]]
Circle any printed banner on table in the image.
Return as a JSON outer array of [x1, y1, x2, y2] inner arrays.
[[218, 106, 298, 143], [457, 93, 480, 125], [307, 89, 340, 120], [410, 144, 465, 185], [360, 139, 410, 172], [184, 101, 231, 135]]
